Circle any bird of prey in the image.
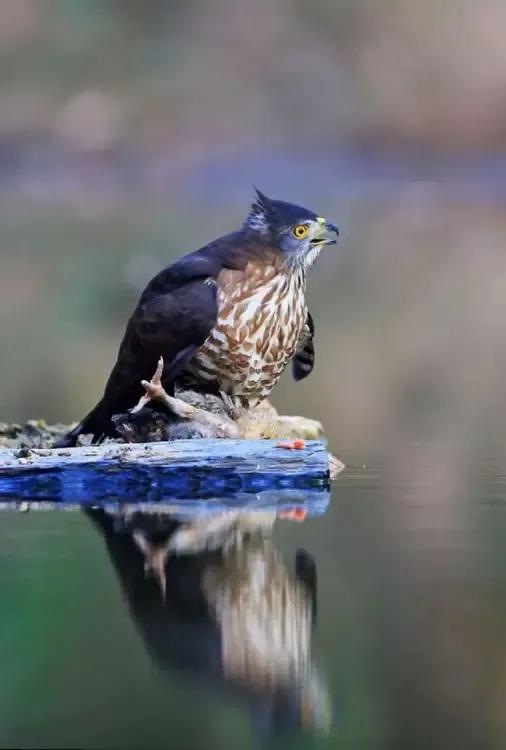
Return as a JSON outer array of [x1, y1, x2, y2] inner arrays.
[[55, 190, 338, 447]]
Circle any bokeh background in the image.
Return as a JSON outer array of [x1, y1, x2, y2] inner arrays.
[[2, 3, 506, 748], [2, 0, 506, 464]]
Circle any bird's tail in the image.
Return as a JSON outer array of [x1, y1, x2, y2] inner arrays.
[[53, 398, 115, 448]]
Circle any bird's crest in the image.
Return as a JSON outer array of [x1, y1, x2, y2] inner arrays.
[[244, 187, 272, 234]]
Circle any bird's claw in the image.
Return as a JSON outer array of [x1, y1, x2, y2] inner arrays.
[[131, 357, 166, 414], [133, 530, 168, 601], [131, 357, 197, 418]]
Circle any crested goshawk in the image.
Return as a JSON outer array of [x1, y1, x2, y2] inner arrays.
[[55, 190, 338, 446]]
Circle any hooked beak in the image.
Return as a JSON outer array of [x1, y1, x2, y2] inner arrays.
[[322, 220, 339, 245], [311, 218, 339, 247], [325, 220, 339, 238]]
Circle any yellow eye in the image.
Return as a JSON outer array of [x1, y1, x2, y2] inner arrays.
[[292, 224, 309, 239]]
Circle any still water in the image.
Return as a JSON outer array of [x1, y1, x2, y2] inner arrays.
[[2, 161, 506, 748], [1, 452, 505, 750]]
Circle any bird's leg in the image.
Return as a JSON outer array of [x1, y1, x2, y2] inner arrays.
[[132, 530, 169, 601], [131, 357, 198, 419], [131, 357, 242, 438]]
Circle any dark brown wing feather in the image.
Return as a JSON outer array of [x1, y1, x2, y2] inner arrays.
[[54, 231, 262, 446], [103, 277, 218, 409], [292, 311, 314, 382]]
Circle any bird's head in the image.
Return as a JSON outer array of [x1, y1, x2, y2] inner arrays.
[[244, 188, 339, 270]]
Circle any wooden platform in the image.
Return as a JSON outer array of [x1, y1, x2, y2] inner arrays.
[[0, 439, 331, 508]]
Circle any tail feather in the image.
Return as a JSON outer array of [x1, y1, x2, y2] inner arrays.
[[53, 399, 114, 448]]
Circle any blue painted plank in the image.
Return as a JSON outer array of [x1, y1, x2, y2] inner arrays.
[[0, 439, 330, 505]]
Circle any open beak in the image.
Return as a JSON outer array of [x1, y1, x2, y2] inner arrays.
[[310, 218, 339, 247]]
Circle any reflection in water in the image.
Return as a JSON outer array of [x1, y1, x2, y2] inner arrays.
[[86, 507, 330, 738]]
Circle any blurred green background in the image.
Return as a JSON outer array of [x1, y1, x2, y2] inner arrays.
[[1, 0, 505, 464], [2, 4, 506, 748]]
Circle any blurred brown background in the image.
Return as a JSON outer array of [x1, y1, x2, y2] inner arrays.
[[1, 0, 506, 465], [2, 4, 506, 749]]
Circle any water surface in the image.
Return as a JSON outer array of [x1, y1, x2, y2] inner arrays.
[[1, 449, 505, 750]]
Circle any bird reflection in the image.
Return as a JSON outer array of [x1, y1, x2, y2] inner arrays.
[[86, 506, 330, 737]]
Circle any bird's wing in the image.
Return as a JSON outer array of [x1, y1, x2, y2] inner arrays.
[[101, 234, 254, 412], [102, 277, 218, 412], [292, 310, 315, 381]]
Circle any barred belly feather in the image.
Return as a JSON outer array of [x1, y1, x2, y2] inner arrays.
[[188, 263, 306, 405]]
